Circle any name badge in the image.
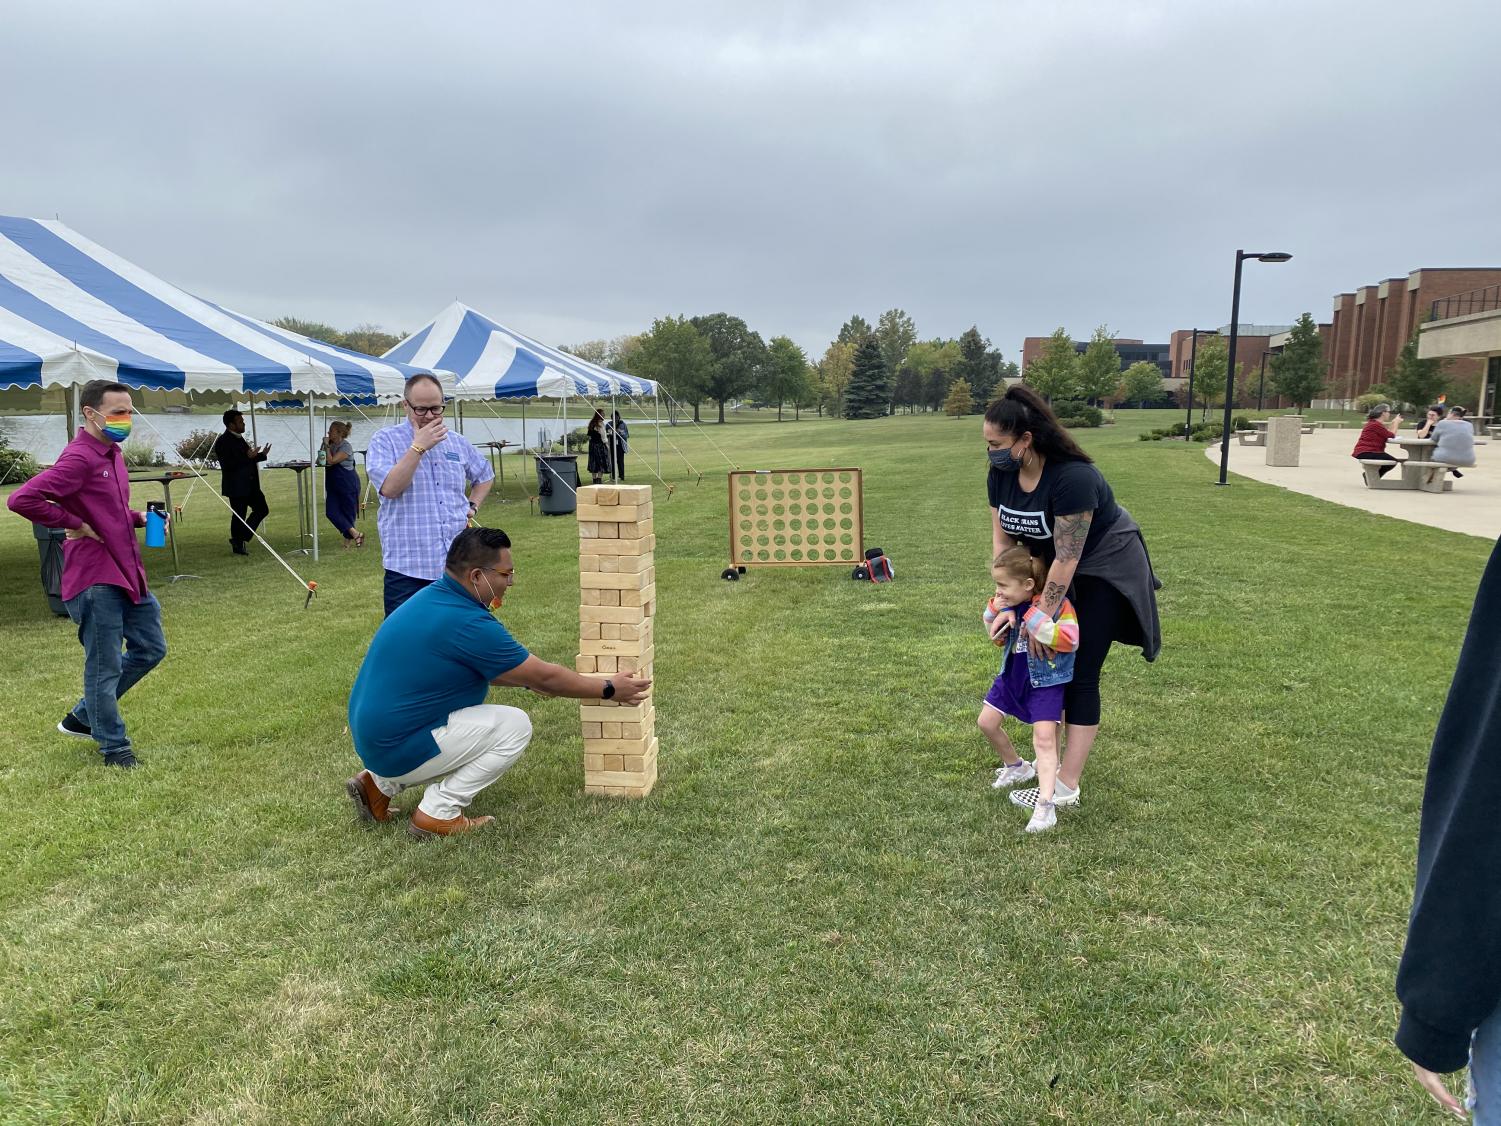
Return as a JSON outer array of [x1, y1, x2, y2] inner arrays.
[[444, 450, 461, 463]]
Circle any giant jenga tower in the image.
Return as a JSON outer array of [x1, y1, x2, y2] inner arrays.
[[576, 484, 657, 797]]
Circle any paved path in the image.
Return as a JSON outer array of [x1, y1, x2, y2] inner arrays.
[[1208, 427, 1501, 541]]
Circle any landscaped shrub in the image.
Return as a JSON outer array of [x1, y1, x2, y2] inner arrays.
[[0, 439, 41, 483], [122, 441, 165, 469], [174, 429, 219, 466], [1231, 414, 1252, 432]]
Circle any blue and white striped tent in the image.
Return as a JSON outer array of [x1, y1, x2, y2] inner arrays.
[[0, 216, 441, 398], [384, 302, 657, 401]]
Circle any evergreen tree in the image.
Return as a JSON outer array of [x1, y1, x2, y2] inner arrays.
[[1267, 312, 1326, 411], [1024, 328, 1080, 401], [1385, 322, 1449, 411], [843, 336, 891, 419], [943, 377, 974, 418], [1076, 325, 1121, 405], [956, 326, 1003, 404], [836, 314, 873, 345], [892, 365, 923, 413]]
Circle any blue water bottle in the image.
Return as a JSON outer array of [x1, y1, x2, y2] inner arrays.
[[145, 502, 167, 548]]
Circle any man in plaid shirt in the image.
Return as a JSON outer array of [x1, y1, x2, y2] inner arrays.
[[367, 374, 494, 616]]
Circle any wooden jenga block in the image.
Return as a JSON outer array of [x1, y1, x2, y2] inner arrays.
[[618, 519, 653, 540], [575, 503, 650, 523], [579, 554, 600, 572], [580, 535, 654, 556], [580, 570, 653, 591], [579, 637, 650, 657], [603, 755, 623, 771], [620, 583, 656, 608], [581, 621, 601, 640], [619, 623, 648, 641], [600, 623, 621, 640], [578, 520, 597, 538], [576, 653, 596, 673], [580, 701, 652, 722], [598, 589, 621, 606], [613, 485, 652, 505], [607, 553, 652, 575], [602, 720, 622, 739], [579, 604, 649, 625], [582, 722, 602, 739], [582, 588, 601, 606], [577, 485, 618, 506], [596, 656, 618, 674], [582, 736, 653, 756], [598, 556, 620, 573]]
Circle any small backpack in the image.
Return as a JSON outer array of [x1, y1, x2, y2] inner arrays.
[[852, 546, 895, 582]]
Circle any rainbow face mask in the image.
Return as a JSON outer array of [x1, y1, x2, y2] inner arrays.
[[90, 410, 133, 443]]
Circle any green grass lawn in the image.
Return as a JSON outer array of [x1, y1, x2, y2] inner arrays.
[[0, 410, 1488, 1124]]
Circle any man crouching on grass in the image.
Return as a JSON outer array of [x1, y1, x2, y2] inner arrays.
[[345, 527, 651, 840]]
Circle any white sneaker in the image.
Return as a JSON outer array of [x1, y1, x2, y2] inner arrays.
[[1010, 780, 1080, 809], [991, 760, 1037, 790], [1026, 801, 1057, 833]]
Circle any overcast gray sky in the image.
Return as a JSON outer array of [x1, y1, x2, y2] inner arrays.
[[7, 0, 1501, 361]]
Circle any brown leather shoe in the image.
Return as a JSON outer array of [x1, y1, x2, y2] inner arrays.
[[345, 770, 393, 823], [408, 808, 495, 840]]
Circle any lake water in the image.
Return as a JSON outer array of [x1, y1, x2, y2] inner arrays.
[[0, 409, 655, 464]]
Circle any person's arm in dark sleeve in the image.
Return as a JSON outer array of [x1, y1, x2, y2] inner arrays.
[[1396, 536, 1501, 1073]]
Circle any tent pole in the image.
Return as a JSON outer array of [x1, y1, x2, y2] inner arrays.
[[456, 400, 464, 436], [72, 384, 81, 437], [248, 397, 258, 445], [521, 400, 527, 453], [655, 393, 661, 481], [309, 395, 320, 562], [610, 392, 618, 481]]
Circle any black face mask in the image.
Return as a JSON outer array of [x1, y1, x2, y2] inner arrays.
[[989, 446, 1021, 472]]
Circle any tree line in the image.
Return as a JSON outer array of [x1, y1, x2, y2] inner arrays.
[[562, 310, 1020, 423]]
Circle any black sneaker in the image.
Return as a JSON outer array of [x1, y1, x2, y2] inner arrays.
[[230, 540, 249, 556], [57, 713, 93, 739], [102, 750, 139, 769]]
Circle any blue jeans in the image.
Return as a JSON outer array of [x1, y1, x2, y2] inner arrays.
[[63, 584, 167, 756], [1472, 1000, 1501, 1124], [383, 570, 433, 618]]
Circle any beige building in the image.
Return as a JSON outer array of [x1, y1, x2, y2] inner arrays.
[[1418, 283, 1501, 418]]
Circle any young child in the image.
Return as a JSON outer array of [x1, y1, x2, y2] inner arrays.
[[979, 546, 1080, 833]]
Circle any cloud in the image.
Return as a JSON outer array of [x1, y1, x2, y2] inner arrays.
[[4, 0, 1500, 357]]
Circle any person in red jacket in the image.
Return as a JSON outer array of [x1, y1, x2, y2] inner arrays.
[[6, 380, 167, 768], [1351, 403, 1405, 479]]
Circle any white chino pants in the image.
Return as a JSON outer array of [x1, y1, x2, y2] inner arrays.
[[370, 705, 533, 821]]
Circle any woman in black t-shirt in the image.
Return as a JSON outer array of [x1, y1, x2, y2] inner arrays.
[[983, 385, 1161, 811]]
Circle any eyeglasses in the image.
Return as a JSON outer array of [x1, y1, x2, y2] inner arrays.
[[408, 403, 446, 416]]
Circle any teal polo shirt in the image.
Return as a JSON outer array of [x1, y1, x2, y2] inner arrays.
[[348, 574, 529, 778]]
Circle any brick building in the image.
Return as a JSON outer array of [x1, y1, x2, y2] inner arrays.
[[1323, 268, 1501, 405]]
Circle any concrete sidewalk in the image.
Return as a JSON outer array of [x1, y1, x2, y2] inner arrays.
[[1207, 427, 1501, 541]]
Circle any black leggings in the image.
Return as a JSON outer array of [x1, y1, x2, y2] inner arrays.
[[1063, 574, 1133, 727], [1354, 450, 1402, 477]]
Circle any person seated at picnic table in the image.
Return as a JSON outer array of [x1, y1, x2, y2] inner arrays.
[[1351, 403, 1405, 479], [1414, 405, 1443, 439], [1430, 406, 1476, 480]]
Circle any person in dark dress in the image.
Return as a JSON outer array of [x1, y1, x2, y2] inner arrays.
[[212, 408, 270, 555], [586, 410, 610, 485], [609, 411, 629, 481], [983, 384, 1161, 813], [322, 420, 363, 547]]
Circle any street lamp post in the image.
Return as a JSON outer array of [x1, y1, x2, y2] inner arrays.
[[1217, 250, 1292, 485], [1183, 328, 1212, 438], [1257, 350, 1272, 411]]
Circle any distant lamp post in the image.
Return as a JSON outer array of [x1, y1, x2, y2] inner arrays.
[[1258, 349, 1273, 411], [1183, 328, 1214, 438], [1218, 251, 1292, 485]]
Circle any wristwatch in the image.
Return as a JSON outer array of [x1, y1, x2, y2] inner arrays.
[[601, 680, 616, 700]]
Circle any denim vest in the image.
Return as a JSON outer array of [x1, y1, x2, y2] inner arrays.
[[1000, 619, 1076, 688]]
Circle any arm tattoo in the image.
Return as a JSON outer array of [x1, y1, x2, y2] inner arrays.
[[1054, 511, 1093, 564], [1041, 581, 1068, 616]]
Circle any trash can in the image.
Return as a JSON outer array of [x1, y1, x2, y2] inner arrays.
[[33, 524, 69, 617], [535, 455, 580, 516]]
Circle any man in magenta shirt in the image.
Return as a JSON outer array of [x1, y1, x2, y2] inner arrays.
[[7, 380, 167, 768]]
